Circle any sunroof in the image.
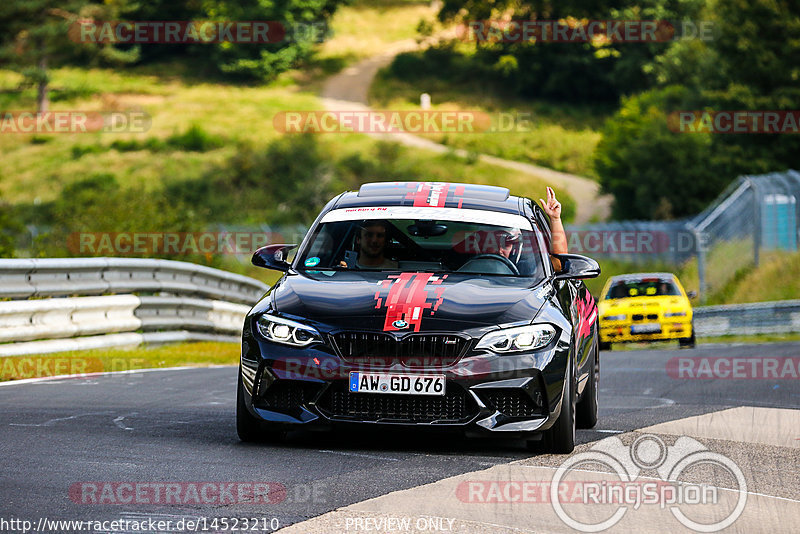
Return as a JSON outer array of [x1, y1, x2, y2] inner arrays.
[[357, 182, 510, 202]]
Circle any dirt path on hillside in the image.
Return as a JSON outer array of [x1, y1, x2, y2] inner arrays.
[[320, 40, 612, 224]]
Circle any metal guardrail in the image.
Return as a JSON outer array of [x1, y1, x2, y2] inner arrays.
[[0, 258, 267, 357], [694, 299, 800, 337], [0, 257, 267, 304]]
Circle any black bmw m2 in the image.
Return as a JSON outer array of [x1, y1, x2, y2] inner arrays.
[[237, 182, 600, 453]]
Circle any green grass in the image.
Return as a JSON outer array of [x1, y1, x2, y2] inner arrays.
[[0, 342, 238, 382], [310, 0, 440, 73], [369, 68, 609, 179]]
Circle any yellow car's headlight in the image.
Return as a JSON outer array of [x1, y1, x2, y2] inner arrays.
[[664, 311, 687, 317], [602, 314, 627, 321]]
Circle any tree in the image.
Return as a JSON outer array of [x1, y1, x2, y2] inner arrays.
[[594, 86, 722, 220], [0, 0, 137, 112]]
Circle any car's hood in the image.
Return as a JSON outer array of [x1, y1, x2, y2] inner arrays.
[[268, 271, 550, 332]]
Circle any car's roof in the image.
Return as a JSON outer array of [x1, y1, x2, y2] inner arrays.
[[609, 272, 677, 282], [331, 182, 523, 214]]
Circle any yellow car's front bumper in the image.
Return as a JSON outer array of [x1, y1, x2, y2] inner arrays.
[[599, 319, 692, 343]]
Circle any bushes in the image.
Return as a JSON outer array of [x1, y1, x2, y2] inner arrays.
[[71, 125, 224, 159]]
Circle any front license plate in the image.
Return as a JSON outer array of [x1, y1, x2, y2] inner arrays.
[[631, 323, 661, 334], [349, 372, 446, 396]]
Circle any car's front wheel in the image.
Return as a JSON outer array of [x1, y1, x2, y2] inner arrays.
[[679, 324, 696, 348], [236, 372, 263, 442], [541, 361, 576, 454]]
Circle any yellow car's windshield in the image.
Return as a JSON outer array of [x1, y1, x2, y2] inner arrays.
[[605, 279, 681, 299]]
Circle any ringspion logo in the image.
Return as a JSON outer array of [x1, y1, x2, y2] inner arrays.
[[550, 435, 747, 532]]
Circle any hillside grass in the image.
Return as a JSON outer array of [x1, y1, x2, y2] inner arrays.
[[369, 67, 608, 179], [313, 0, 440, 72], [0, 67, 319, 203]]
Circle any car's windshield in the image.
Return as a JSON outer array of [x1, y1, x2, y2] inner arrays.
[[605, 279, 681, 299], [296, 209, 546, 279]]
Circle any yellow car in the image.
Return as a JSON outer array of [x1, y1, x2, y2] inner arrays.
[[597, 272, 695, 350]]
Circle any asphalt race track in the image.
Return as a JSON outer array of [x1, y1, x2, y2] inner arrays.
[[1, 342, 798, 533]]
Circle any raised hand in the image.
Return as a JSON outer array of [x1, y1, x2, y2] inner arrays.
[[539, 186, 562, 220]]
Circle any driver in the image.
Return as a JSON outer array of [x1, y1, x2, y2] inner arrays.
[[340, 220, 398, 269]]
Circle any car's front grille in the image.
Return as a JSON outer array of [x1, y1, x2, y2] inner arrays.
[[317, 381, 478, 423], [478, 389, 544, 418], [333, 332, 469, 368], [258, 380, 321, 410]]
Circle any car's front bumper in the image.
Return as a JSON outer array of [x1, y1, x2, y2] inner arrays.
[[240, 328, 571, 438], [599, 319, 692, 343]]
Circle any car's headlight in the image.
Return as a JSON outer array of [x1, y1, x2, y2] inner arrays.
[[602, 314, 627, 321], [256, 314, 323, 347], [664, 311, 687, 317], [476, 324, 556, 353]]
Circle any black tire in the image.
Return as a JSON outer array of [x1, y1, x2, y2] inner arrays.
[[599, 340, 611, 351], [679, 324, 696, 348], [543, 360, 576, 454], [576, 340, 599, 429], [236, 372, 262, 442]]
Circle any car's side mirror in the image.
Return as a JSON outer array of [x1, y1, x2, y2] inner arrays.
[[252, 244, 297, 272], [687, 290, 697, 299], [552, 253, 600, 281]]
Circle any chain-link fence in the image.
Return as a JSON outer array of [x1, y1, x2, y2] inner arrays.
[[567, 170, 800, 302]]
